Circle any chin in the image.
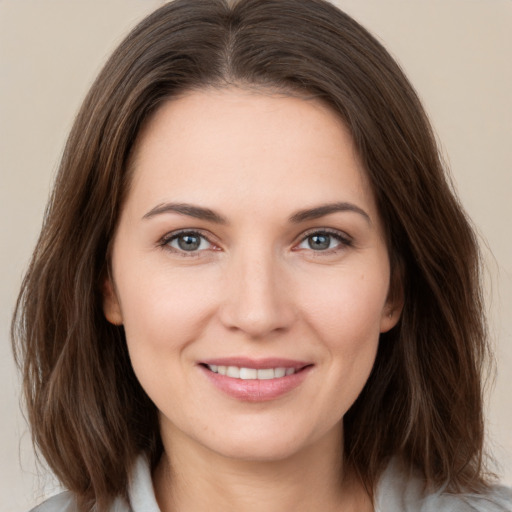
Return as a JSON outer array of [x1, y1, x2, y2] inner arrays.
[[210, 440, 308, 463], [189, 415, 341, 464]]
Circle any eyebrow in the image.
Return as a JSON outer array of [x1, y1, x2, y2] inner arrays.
[[288, 202, 371, 224], [142, 201, 370, 225], [142, 202, 228, 224]]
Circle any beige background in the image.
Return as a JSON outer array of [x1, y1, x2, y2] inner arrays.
[[1, 0, 511, 510]]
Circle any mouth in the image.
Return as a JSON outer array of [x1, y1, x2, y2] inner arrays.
[[202, 364, 302, 380], [198, 359, 313, 401]]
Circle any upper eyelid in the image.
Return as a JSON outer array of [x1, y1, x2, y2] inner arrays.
[[297, 227, 352, 242], [161, 228, 213, 242]]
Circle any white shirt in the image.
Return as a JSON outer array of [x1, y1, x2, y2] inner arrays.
[[30, 456, 512, 512]]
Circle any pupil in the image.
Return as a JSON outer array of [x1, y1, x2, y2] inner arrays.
[[178, 234, 200, 251], [309, 234, 330, 250]]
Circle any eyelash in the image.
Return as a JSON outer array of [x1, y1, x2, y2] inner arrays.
[[158, 228, 353, 256], [159, 229, 217, 256], [295, 228, 353, 254]]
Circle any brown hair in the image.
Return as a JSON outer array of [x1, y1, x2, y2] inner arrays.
[[12, 0, 491, 509]]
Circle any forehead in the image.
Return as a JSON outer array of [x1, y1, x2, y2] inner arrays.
[[126, 87, 377, 220]]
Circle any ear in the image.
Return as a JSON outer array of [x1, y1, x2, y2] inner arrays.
[[380, 266, 404, 333], [102, 274, 123, 326]]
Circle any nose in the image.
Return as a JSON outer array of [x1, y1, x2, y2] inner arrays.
[[218, 249, 296, 339]]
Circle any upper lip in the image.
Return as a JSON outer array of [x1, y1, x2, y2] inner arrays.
[[199, 357, 311, 370]]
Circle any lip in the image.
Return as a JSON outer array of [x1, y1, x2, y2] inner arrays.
[[200, 357, 310, 370], [198, 358, 313, 402]]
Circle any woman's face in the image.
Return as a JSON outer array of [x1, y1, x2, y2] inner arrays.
[[104, 88, 401, 462]]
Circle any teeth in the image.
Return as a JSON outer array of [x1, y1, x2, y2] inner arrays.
[[226, 366, 240, 378], [274, 367, 286, 378], [239, 367, 257, 380], [257, 368, 274, 380], [207, 365, 296, 379]]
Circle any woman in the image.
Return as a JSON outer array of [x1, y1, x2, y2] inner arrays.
[[12, 0, 512, 511]]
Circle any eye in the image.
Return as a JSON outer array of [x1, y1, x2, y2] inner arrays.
[[162, 231, 214, 253], [296, 230, 352, 252]]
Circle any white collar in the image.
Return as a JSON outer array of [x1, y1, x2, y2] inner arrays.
[[126, 455, 512, 512], [128, 456, 161, 512]]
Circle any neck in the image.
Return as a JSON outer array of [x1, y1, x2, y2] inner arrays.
[[153, 424, 372, 512]]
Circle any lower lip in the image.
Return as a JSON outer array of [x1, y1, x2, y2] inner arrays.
[[199, 365, 312, 402]]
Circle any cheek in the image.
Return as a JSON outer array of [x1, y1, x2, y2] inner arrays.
[[115, 273, 219, 423], [297, 268, 387, 407], [114, 264, 220, 376], [300, 267, 389, 342]]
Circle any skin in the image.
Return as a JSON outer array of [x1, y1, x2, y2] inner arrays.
[[103, 88, 402, 512]]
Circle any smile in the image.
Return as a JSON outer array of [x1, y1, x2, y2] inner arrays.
[[199, 359, 313, 401], [206, 365, 296, 380]]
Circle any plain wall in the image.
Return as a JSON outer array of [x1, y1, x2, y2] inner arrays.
[[1, 1, 510, 510]]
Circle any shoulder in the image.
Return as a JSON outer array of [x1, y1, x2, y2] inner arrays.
[[29, 492, 77, 512], [375, 458, 512, 512], [28, 491, 131, 512], [28, 456, 157, 512]]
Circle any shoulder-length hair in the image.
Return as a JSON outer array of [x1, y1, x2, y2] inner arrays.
[[12, 0, 491, 509]]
